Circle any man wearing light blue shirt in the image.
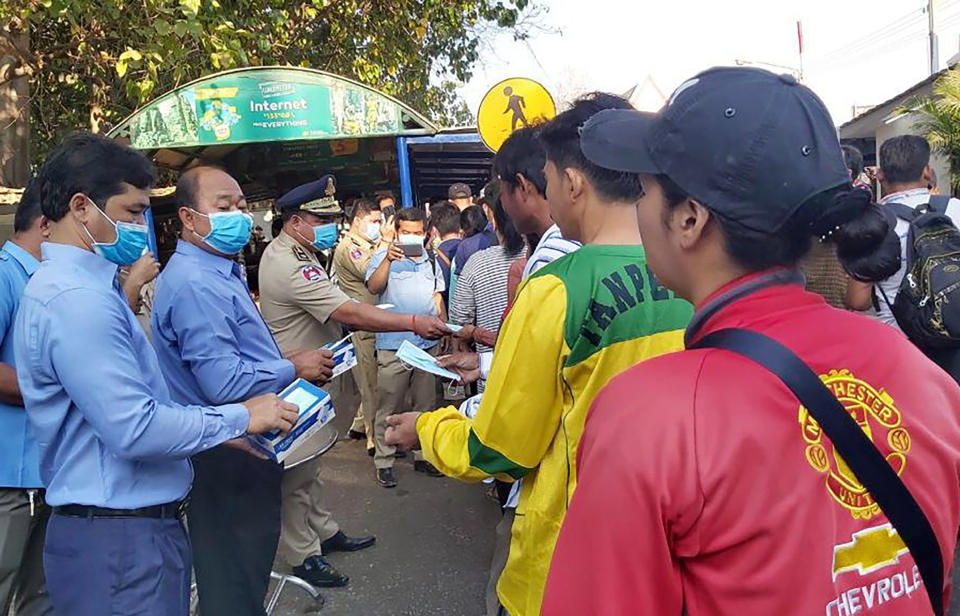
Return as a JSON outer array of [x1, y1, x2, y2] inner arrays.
[[14, 133, 299, 616], [151, 166, 340, 615], [365, 206, 445, 487], [0, 180, 52, 616]]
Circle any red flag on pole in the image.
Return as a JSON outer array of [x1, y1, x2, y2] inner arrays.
[[797, 20, 804, 55]]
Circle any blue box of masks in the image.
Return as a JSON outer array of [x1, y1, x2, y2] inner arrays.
[[252, 379, 336, 463]]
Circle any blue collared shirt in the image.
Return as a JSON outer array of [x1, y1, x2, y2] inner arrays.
[[365, 249, 444, 351], [151, 240, 295, 407], [15, 243, 249, 508], [0, 241, 41, 488]]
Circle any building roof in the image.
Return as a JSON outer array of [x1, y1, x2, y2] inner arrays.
[[838, 68, 948, 140], [0, 186, 176, 209]]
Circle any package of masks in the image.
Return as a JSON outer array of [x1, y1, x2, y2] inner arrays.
[[322, 333, 358, 379], [252, 379, 336, 463]]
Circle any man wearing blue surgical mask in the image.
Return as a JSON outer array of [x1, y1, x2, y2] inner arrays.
[[332, 197, 394, 455], [259, 177, 449, 586], [15, 134, 301, 616], [151, 165, 339, 615]]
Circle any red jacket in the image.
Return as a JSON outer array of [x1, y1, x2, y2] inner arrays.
[[542, 270, 960, 615]]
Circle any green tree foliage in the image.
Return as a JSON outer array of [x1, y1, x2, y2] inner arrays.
[[902, 67, 960, 195], [1, 0, 533, 159]]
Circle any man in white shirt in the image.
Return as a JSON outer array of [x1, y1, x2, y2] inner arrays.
[[848, 135, 960, 326]]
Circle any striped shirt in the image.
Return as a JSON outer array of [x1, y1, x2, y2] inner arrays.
[[522, 224, 582, 280], [450, 245, 525, 354]]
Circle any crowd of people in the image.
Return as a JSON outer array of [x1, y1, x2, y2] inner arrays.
[[2, 65, 960, 616]]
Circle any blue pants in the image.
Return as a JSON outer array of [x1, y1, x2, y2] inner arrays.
[[43, 513, 191, 616]]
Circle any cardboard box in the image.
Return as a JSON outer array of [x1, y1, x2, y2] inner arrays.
[[252, 379, 336, 463]]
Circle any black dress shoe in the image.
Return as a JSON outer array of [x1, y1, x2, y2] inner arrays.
[[367, 446, 375, 457], [414, 460, 443, 477], [293, 555, 349, 588], [321, 530, 376, 554], [348, 429, 366, 440]]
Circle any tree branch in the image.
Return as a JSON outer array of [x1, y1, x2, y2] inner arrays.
[[0, 26, 37, 68]]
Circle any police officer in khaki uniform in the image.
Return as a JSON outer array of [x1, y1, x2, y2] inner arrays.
[[332, 198, 393, 454], [259, 176, 450, 588]]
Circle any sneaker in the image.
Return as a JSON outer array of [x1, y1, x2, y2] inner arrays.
[[414, 460, 443, 477], [376, 467, 398, 488]]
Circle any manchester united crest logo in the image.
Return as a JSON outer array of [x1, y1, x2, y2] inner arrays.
[[799, 369, 911, 520]]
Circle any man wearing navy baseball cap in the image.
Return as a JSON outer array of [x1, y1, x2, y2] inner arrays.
[[542, 67, 960, 615]]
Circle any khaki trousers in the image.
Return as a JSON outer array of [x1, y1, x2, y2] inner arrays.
[[486, 508, 515, 616], [348, 331, 378, 450], [277, 457, 340, 567], [0, 489, 52, 616], [374, 347, 438, 469], [278, 379, 347, 567]]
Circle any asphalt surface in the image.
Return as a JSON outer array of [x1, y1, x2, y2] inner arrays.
[[271, 399, 501, 616]]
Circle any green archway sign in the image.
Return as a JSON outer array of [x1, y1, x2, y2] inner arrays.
[[109, 66, 437, 152]]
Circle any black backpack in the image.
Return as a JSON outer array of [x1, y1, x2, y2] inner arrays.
[[881, 195, 960, 349]]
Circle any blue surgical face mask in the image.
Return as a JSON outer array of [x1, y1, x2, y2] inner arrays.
[[364, 221, 382, 243], [310, 223, 339, 251], [192, 209, 253, 255], [83, 198, 149, 266]]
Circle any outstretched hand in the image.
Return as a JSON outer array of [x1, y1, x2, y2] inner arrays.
[[437, 352, 480, 384], [385, 412, 421, 451]]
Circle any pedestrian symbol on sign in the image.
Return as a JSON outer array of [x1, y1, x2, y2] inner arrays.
[[503, 86, 527, 131], [477, 77, 556, 152]]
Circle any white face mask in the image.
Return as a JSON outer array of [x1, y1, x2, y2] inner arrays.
[[397, 234, 425, 246], [365, 221, 382, 243]]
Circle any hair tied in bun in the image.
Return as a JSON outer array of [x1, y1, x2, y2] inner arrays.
[[810, 187, 872, 241]]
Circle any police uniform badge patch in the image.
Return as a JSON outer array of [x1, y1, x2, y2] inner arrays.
[[300, 265, 324, 282]]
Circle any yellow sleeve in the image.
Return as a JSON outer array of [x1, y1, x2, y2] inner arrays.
[[416, 274, 568, 482]]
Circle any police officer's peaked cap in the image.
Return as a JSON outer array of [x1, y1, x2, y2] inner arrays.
[[276, 174, 342, 216]]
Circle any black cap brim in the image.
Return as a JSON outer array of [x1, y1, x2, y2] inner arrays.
[[580, 109, 661, 174]]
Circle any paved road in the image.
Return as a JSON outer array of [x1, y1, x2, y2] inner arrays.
[[272, 406, 501, 616]]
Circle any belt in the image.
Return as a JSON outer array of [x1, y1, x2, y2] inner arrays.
[[53, 500, 187, 520]]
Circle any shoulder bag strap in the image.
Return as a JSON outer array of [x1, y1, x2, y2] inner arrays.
[[691, 328, 944, 615], [884, 201, 922, 222], [928, 194, 951, 215]]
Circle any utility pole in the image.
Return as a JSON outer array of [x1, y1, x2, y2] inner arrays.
[[929, 0, 939, 74], [797, 21, 805, 82]]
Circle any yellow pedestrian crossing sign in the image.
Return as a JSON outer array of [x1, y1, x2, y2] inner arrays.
[[477, 78, 556, 152]]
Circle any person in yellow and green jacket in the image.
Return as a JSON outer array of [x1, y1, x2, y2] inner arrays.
[[386, 93, 694, 616]]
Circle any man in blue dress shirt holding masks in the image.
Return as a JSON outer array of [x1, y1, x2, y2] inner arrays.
[[14, 133, 301, 616], [0, 180, 52, 616], [151, 165, 339, 615]]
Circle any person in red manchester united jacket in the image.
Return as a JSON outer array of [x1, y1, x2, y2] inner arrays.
[[542, 67, 960, 616]]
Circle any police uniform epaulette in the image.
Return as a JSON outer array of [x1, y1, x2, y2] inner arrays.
[[292, 244, 312, 263], [0, 252, 9, 263]]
